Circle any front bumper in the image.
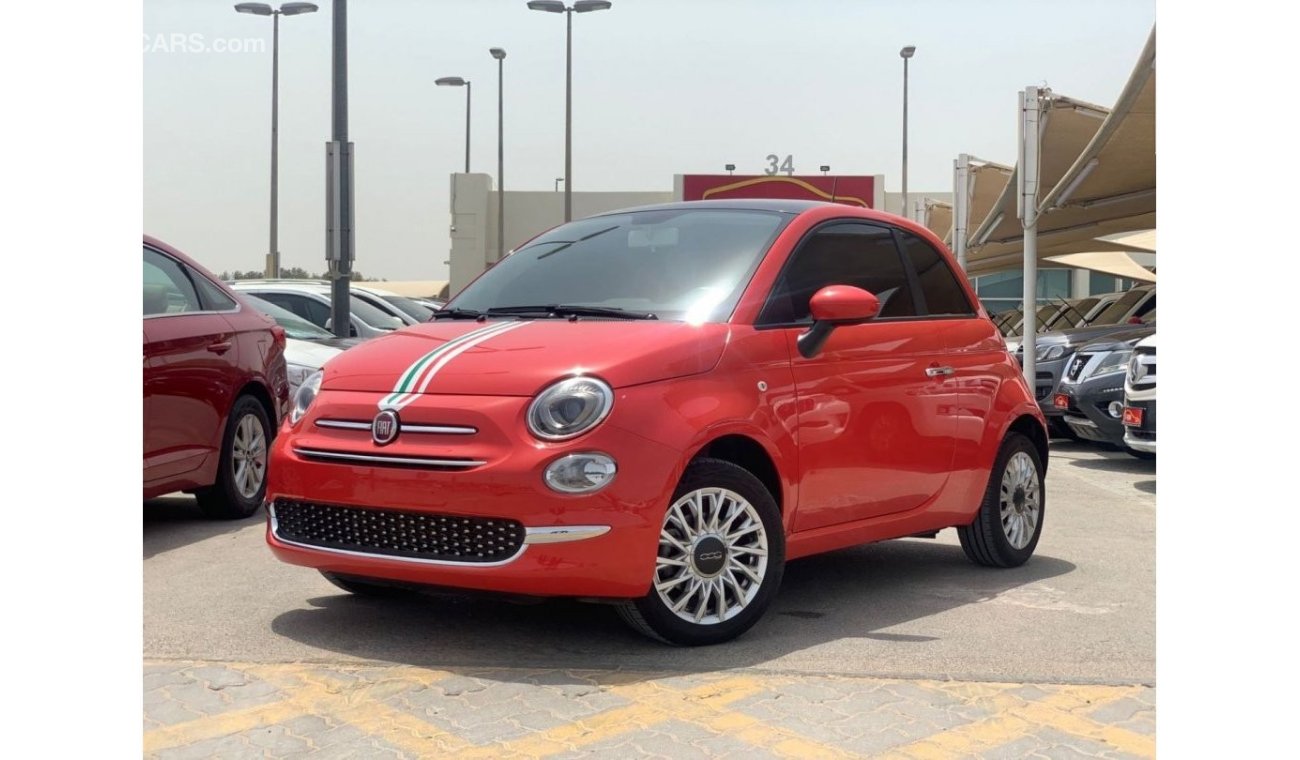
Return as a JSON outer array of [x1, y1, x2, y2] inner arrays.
[[265, 390, 683, 599], [1056, 373, 1128, 446], [1123, 399, 1157, 453]]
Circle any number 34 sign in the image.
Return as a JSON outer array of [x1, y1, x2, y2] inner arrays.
[[764, 154, 795, 176]]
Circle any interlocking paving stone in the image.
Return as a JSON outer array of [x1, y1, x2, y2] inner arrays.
[[142, 661, 1156, 759]]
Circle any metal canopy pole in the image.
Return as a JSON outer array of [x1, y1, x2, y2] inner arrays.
[[1018, 86, 1042, 385], [953, 153, 970, 270], [326, 0, 353, 338]]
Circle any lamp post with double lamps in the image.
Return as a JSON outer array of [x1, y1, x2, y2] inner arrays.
[[526, 0, 612, 222], [234, 2, 319, 278]]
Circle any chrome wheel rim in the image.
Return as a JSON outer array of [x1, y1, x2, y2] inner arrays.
[[654, 487, 768, 625], [232, 413, 268, 499], [1000, 451, 1041, 549]]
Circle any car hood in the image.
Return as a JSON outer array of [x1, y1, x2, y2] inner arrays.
[[1033, 322, 1152, 349], [321, 319, 731, 396], [284, 338, 349, 369], [1076, 326, 1155, 354]]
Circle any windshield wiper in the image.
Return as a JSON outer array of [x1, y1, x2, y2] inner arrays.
[[430, 307, 485, 320], [485, 304, 657, 320]]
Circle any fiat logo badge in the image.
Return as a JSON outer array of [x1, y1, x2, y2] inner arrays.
[[372, 409, 400, 446]]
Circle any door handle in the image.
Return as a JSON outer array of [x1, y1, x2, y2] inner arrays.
[[207, 340, 233, 354], [925, 366, 955, 378]]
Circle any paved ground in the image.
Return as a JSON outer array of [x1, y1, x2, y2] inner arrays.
[[143, 441, 1155, 758]]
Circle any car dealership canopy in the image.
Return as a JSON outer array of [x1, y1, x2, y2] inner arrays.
[[947, 27, 1155, 277], [940, 26, 1154, 381]]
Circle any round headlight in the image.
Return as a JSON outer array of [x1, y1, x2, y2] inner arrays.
[[290, 370, 323, 425], [527, 376, 613, 441]]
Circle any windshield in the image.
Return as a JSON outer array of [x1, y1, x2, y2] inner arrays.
[[381, 294, 435, 321], [242, 295, 334, 340], [347, 294, 405, 329], [1092, 288, 1148, 325], [447, 208, 790, 322]]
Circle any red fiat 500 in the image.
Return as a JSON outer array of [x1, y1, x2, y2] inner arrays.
[[266, 200, 1047, 645]]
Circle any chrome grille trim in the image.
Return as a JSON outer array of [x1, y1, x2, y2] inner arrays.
[[315, 419, 478, 435], [293, 447, 486, 468]]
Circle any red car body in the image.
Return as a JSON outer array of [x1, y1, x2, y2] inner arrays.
[[143, 235, 290, 502], [265, 202, 1046, 639]]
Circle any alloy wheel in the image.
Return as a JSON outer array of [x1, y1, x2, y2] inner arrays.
[[232, 413, 268, 499], [654, 487, 769, 625], [999, 451, 1041, 549]]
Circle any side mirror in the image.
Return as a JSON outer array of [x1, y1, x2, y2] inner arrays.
[[797, 285, 880, 359]]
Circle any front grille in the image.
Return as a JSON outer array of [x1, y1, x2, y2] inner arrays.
[[1066, 353, 1091, 381], [273, 499, 525, 563]]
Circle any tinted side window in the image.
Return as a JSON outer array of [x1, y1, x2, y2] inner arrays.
[[896, 231, 974, 316], [760, 223, 916, 324], [143, 247, 201, 316], [191, 271, 237, 311]]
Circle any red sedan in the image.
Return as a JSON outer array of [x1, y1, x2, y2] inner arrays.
[[144, 236, 289, 518], [266, 201, 1047, 644]]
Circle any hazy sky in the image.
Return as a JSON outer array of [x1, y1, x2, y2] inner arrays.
[[144, 0, 1155, 280]]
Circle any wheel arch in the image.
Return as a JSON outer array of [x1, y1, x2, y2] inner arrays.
[[1007, 413, 1049, 472], [236, 379, 279, 437], [690, 433, 785, 516]]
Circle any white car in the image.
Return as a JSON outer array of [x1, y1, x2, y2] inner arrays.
[[241, 294, 363, 393], [230, 280, 405, 339], [1122, 333, 1156, 454]]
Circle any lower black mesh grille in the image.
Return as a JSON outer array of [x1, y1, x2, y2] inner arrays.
[[273, 499, 525, 563]]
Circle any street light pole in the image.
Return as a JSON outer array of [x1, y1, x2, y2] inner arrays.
[[527, 1, 612, 222], [900, 45, 915, 221], [490, 47, 507, 262], [435, 76, 472, 173], [234, 2, 319, 278]]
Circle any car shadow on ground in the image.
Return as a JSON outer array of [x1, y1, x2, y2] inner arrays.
[[143, 496, 261, 559], [1134, 480, 1156, 494], [269, 539, 1075, 682]]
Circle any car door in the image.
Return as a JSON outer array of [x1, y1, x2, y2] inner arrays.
[[893, 230, 993, 475], [143, 246, 239, 485], [759, 221, 957, 533]]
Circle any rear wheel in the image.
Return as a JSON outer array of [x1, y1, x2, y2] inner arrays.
[[958, 433, 1045, 568], [617, 458, 784, 646], [195, 395, 270, 520]]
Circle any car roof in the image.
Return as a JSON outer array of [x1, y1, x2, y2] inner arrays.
[[230, 280, 331, 293]]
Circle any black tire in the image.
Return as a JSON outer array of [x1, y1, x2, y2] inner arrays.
[[195, 395, 271, 520], [616, 458, 785, 646], [958, 432, 1045, 568], [1125, 447, 1155, 460], [320, 571, 413, 597]]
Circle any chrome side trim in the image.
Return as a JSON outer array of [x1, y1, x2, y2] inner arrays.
[[315, 419, 478, 435], [293, 447, 486, 468], [314, 420, 370, 430], [404, 423, 478, 435], [267, 502, 527, 567], [523, 526, 612, 544]]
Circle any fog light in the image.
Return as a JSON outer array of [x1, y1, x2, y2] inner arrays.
[[1108, 401, 1124, 419], [544, 453, 617, 494]]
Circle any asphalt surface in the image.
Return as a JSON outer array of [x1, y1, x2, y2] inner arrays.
[[143, 441, 1154, 686]]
